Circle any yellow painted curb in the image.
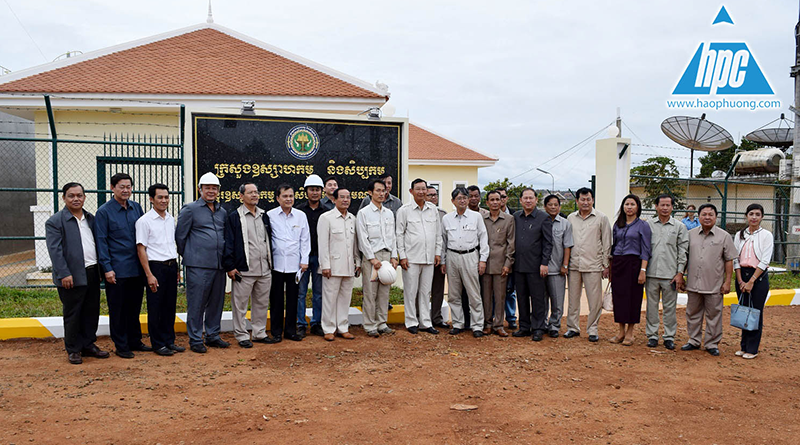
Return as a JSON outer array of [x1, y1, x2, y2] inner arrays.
[[0, 318, 52, 340], [765, 289, 796, 306]]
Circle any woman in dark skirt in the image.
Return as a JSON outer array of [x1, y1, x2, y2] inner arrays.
[[733, 203, 773, 359], [610, 194, 651, 346]]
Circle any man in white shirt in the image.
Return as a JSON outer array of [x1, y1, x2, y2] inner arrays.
[[318, 188, 360, 341], [356, 179, 399, 337], [441, 187, 489, 337], [396, 178, 442, 334], [136, 184, 183, 356], [267, 184, 311, 342]]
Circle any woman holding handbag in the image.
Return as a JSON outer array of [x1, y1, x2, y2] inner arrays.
[[733, 203, 773, 359], [609, 194, 651, 346]]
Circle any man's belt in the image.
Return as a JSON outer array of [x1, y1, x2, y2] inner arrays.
[[447, 247, 478, 255], [149, 259, 178, 267]]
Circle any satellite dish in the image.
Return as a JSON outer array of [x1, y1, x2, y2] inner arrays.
[[607, 125, 620, 138], [711, 170, 726, 178], [660, 114, 734, 152], [744, 113, 794, 149]]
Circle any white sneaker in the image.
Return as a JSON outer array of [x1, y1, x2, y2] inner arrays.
[[735, 350, 745, 356], [743, 353, 758, 359]]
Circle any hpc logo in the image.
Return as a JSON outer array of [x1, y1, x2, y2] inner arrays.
[[672, 42, 773, 95]]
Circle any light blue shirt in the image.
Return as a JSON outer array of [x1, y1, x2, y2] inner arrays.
[[267, 207, 311, 273], [682, 216, 700, 231]]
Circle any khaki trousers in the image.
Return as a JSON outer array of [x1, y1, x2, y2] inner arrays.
[[481, 273, 507, 329], [322, 276, 354, 334], [645, 278, 678, 341], [446, 250, 484, 331], [232, 273, 272, 342], [361, 250, 392, 333], [566, 271, 603, 336], [685, 291, 723, 349], [402, 263, 434, 329]]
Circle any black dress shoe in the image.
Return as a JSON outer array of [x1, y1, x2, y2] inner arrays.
[[388, 303, 394, 311], [647, 338, 658, 348], [532, 332, 543, 342], [434, 322, 450, 329], [286, 334, 303, 342], [205, 338, 230, 348], [507, 321, 518, 330], [238, 340, 253, 348], [115, 350, 135, 359], [706, 348, 720, 356], [681, 343, 699, 351], [563, 330, 580, 338], [310, 325, 325, 336], [253, 336, 279, 344], [449, 328, 463, 335], [548, 330, 559, 338], [512, 329, 532, 338], [296, 326, 307, 338], [407, 326, 419, 335], [588, 335, 599, 342], [664, 340, 675, 350], [81, 344, 110, 358], [168, 344, 186, 353], [155, 346, 174, 356], [190, 344, 207, 353], [131, 343, 153, 352], [68, 352, 82, 364], [422, 327, 439, 335], [472, 330, 484, 338]]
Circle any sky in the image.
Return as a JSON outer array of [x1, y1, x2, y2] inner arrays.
[[0, 0, 797, 190]]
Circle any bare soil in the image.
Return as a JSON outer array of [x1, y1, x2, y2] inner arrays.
[[1, 307, 799, 445]]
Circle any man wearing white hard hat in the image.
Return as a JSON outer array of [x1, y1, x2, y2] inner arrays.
[[318, 187, 360, 340], [356, 178, 398, 337], [441, 187, 489, 338], [295, 174, 327, 338], [396, 178, 442, 335], [175, 172, 230, 353]]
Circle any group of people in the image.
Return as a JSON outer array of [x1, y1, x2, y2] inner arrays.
[[45, 171, 772, 365]]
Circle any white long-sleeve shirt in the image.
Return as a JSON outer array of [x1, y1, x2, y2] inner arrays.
[[356, 201, 397, 260], [395, 201, 442, 265], [441, 209, 489, 265], [267, 207, 310, 273]]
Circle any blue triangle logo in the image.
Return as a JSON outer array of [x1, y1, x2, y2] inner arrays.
[[712, 6, 734, 25]]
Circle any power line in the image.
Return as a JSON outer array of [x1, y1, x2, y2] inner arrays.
[[3, 0, 47, 62]]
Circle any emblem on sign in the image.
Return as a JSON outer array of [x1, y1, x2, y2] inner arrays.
[[286, 125, 320, 160]]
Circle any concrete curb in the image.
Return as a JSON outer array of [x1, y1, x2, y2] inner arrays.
[[0, 303, 451, 340]]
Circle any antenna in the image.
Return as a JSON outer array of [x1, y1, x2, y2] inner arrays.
[[207, 0, 214, 24], [661, 114, 734, 178]]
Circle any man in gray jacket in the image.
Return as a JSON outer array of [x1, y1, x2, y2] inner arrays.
[[175, 172, 229, 353], [45, 182, 110, 364]]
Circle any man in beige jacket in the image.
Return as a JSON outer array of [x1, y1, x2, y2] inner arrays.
[[318, 188, 361, 341]]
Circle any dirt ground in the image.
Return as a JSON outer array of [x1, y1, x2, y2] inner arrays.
[[1, 306, 799, 445]]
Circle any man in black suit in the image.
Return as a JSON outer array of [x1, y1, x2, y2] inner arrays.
[[511, 188, 553, 342], [45, 182, 110, 364]]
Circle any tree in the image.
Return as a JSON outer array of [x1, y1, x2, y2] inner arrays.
[[630, 156, 686, 208], [483, 178, 537, 212], [697, 138, 762, 178]]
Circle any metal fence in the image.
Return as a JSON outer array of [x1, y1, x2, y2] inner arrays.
[[0, 95, 184, 287], [630, 173, 797, 263]]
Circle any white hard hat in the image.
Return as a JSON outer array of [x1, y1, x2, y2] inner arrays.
[[377, 261, 397, 285], [198, 172, 221, 187], [304, 174, 324, 188]]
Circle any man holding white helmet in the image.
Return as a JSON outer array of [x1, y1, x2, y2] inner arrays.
[[356, 178, 398, 337], [296, 174, 326, 338], [175, 172, 229, 353]]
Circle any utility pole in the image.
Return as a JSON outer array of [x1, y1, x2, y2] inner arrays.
[[788, 1, 800, 270]]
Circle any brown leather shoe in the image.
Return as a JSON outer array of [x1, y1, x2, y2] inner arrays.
[[339, 332, 355, 340], [482, 327, 492, 335], [68, 352, 82, 364], [324, 334, 335, 342], [494, 328, 509, 337]]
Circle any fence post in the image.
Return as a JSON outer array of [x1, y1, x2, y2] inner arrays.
[[44, 95, 58, 213]]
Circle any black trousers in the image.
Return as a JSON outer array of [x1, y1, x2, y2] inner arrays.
[[146, 261, 178, 350], [516, 271, 547, 333], [430, 265, 446, 324], [270, 270, 299, 338], [735, 267, 768, 354], [106, 275, 145, 352], [57, 265, 101, 354]]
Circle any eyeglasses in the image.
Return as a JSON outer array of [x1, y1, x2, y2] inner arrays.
[[426, 193, 437, 197], [499, 195, 507, 199]]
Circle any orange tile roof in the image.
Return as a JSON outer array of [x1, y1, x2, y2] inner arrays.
[[409, 123, 496, 161], [0, 28, 383, 98]]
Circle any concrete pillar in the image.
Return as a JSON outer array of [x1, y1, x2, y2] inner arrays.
[[594, 137, 632, 219], [30, 205, 52, 269]]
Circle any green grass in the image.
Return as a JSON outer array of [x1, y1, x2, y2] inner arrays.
[[0, 285, 405, 318]]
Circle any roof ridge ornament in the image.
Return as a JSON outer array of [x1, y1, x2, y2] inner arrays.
[[207, 0, 214, 24]]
